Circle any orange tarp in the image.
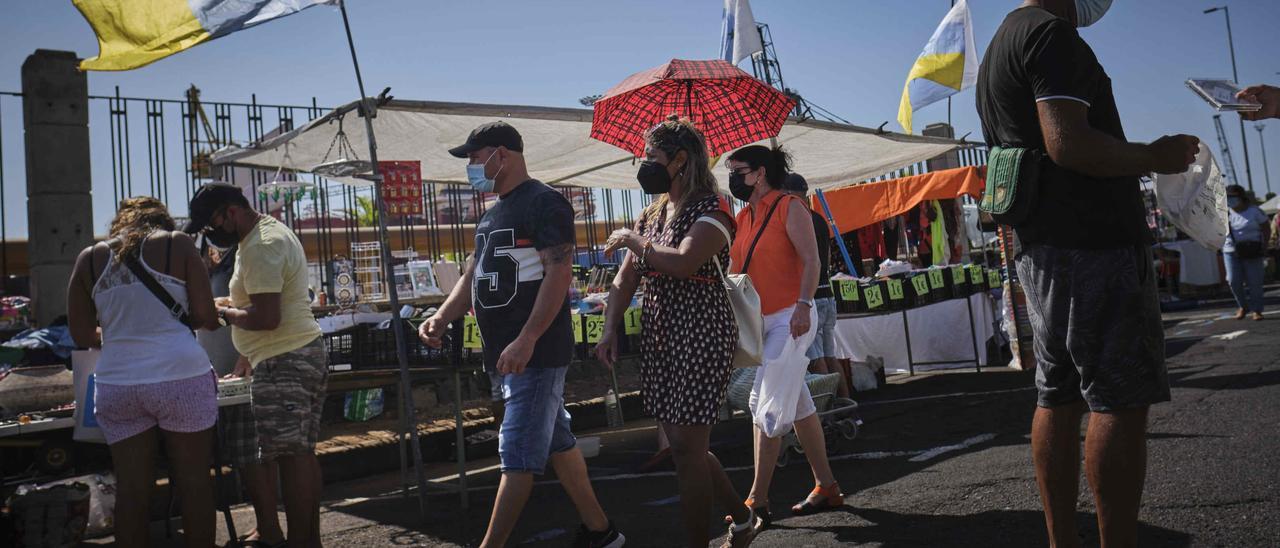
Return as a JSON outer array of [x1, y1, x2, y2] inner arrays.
[[811, 166, 986, 233]]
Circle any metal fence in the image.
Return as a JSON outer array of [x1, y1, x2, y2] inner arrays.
[[0, 87, 986, 299]]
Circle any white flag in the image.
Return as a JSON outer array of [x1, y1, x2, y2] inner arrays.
[[720, 0, 763, 66]]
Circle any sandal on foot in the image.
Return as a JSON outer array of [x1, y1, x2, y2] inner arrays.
[[724, 498, 771, 527], [791, 483, 844, 516]]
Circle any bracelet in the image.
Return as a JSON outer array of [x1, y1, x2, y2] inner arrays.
[[641, 239, 654, 262]]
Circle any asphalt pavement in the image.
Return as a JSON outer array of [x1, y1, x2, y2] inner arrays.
[[104, 287, 1280, 547]]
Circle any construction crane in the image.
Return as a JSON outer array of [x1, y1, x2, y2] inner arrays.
[[185, 85, 223, 181], [749, 23, 850, 125], [1214, 114, 1241, 187]]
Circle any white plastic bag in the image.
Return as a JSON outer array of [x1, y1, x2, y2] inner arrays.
[[1154, 142, 1228, 250], [751, 308, 818, 438]]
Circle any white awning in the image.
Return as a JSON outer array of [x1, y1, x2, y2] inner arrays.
[[212, 99, 963, 191]]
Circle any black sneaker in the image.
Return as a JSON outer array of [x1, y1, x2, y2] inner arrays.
[[572, 520, 625, 548]]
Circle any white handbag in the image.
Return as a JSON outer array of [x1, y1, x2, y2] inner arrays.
[[699, 196, 786, 368]]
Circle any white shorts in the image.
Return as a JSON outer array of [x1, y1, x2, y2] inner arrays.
[[748, 305, 818, 425]]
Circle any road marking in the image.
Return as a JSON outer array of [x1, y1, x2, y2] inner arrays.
[[908, 433, 998, 462], [401, 432, 1003, 495], [857, 387, 1034, 407], [1213, 330, 1248, 341]]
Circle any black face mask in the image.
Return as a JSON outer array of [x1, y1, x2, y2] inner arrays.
[[204, 224, 240, 248], [636, 160, 673, 195], [728, 172, 754, 202]]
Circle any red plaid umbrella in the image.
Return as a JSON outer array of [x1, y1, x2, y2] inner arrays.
[[590, 59, 796, 157]]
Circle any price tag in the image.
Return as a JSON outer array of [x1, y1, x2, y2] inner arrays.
[[839, 280, 859, 302], [987, 269, 1002, 289], [585, 315, 605, 344], [928, 269, 945, 289], [624, 307, 642, 335], [951, 265, 965, 284], [462, 315, 483, 349], [864, 284, 885, 309], [911, 275, 930, 297], [886, 279, 905, 301], [572, 314, 584, 344], [968, 265, 984, 284]]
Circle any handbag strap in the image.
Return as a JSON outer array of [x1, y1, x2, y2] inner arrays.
[[698, 216, 735, 289], [120, 247, 193, 329], [740, 194, 787, 274]]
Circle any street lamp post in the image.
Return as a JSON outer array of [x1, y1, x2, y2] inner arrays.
[[1258, 124, 1272, 196], [1205, 5, 1254, 193]]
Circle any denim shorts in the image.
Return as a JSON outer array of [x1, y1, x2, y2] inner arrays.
[[806, 297, 838, 360], [497, 365, 576, 474]]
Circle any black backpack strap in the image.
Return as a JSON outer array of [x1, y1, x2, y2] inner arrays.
[[122, 249, 192, 329], [740, 194, 788, 273]]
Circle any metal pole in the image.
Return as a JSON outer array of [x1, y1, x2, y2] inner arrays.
[[1223, 7, 1255, 193], [947, 0, 954, 129], [815, 190, 859, 277], [1257, 125, 1272, 195], [337, 0, 431, 521]]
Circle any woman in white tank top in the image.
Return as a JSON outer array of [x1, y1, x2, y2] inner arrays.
[[66, 197, 221, 548]]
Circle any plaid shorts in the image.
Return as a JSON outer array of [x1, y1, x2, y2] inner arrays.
[[251, 337, 328, 461], [218, 404, 258, 467]]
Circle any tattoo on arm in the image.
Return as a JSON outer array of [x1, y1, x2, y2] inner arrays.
[[541, 243, 575, 266]]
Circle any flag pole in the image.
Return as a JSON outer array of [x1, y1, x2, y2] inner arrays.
[[336, 0, 432, 521], [947, 0, 954, 129]]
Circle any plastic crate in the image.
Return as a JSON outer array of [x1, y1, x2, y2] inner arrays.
[[834, 279, 863, 313], [323, 325, 367, 371], [904, 272, 934, 308]]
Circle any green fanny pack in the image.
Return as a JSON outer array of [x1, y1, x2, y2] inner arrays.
[[979, 145, 1045, 227]]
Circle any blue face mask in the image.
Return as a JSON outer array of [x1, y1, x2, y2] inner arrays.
[[466, 150, 501, 193], [1073, 0, 1112, 27]]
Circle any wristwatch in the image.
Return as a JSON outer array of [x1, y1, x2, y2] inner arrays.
[[217, 307, 230, 327], [797, 298, 815, 308]]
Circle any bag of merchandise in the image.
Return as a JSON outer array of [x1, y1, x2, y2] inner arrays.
[[343, 388, 384, 422]]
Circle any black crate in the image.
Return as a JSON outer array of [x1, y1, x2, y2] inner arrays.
[[859, 279, 889, 312], [904, 272, 934, 308], [923, 268, 949, 302], [834, 279, 863, 314], [357, 319, 457, 369], [944, 265, 969, 300], [882, 277, 908, 311]]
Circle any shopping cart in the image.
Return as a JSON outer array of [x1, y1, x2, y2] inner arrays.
[[723, 368, 863, 467]]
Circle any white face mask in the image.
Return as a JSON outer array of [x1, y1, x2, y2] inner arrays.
[[1074, 0, 1113, 27]]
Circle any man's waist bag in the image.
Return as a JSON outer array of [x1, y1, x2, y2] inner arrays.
[[978, 146, 1045, 227]]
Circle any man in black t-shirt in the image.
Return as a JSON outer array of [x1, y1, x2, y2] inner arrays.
[[419, 122, 624, 548], [976, 2, 1197, 546], [782, 173, 849, 399]]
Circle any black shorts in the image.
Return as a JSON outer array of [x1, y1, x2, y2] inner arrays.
[[1016, 244, 1170, 412]]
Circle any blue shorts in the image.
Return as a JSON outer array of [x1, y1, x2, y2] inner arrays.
[[497, 366, 576, 474], [806, 297, 838, 360]]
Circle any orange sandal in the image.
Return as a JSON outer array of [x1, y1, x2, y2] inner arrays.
[[724, 498, 772, 527], [791, 483, 844, 516]]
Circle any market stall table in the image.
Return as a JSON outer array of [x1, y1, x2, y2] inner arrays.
[[834, 292, 996, 375]]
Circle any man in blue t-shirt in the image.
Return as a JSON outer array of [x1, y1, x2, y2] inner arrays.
[[976, 1, 1198, 546], [419, 122, 623, 548]]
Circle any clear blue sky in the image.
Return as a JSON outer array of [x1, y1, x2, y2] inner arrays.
[[1, 0, 1278, 238]]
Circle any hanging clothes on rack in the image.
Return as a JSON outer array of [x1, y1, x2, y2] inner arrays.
[[929, 200, 951, 266]]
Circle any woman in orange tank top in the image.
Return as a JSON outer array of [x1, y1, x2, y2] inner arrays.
[[725, 145, 845, 523]]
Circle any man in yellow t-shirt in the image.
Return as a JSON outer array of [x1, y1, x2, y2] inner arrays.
[[185, 182, 325, 548]]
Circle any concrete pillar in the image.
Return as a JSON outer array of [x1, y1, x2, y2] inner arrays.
[[923, 123, 960, 171], [22, 50, 93, 326]]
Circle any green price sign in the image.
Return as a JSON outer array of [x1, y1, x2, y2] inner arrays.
[[951, 265, 966, 284], [968, 265, 984, 284], [886, 279, 905, 300], [928, 269, 945, 289], [571, 313, 584, 344], [988, 269, 1002, 289], [624, 307, 642, 335], [911, 275, 930, 297], [839, 280, 859, 302], [585, 315, 605, 344], [463, 315, 483, 349], [864, 285, 885, 309]]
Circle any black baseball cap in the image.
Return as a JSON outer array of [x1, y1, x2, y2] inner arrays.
[[448, 121, 523, 158], [782, 173, 809, 193], [183, 182, 247, 234]]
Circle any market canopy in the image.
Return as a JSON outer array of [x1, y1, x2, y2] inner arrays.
[[815, 166, 986, 232], [211, 98, 965, 191]]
